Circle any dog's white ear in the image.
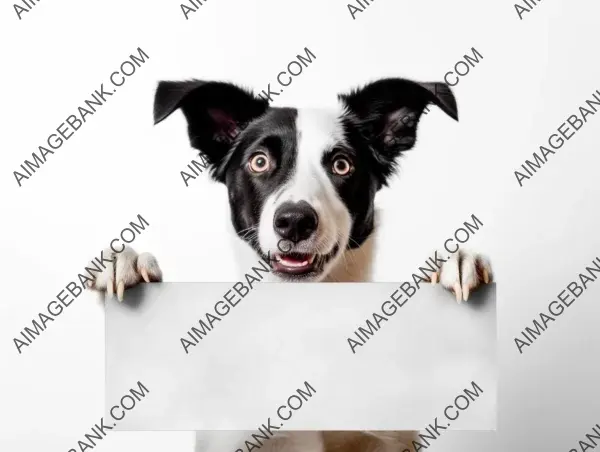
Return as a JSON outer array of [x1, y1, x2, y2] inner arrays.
[[153, 80, 268, 178], [339, 78, 458, 158]]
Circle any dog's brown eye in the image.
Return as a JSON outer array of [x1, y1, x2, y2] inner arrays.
[[248, 152, 271, 173], [332, 156, 353, 176]]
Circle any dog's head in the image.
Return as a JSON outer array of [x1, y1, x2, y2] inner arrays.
[[154, 78, 458, 281]]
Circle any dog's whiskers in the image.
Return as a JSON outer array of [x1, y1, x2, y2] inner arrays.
[[238, 226, 258, 241]]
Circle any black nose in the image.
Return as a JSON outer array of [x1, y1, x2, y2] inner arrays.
[[273, 201, 318, 243]]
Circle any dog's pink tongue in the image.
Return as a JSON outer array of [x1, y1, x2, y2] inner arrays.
[[280, 256, 309, 267], [282, 254, 305, 263]]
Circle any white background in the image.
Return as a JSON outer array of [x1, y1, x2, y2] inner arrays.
[[1, 0, 599, 451]]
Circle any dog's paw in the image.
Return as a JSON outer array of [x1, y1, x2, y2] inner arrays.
[[429, 249, 492, 303], [88, 247, 162, 301]]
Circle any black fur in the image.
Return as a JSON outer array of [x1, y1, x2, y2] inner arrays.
[[154, 80, 269, 181], [336, 78, 458, 247], [221, 107, 299, 253], [338, 78, 458, 189]]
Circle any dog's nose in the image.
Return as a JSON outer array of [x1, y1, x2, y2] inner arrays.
[[273, 201, 318, 243]]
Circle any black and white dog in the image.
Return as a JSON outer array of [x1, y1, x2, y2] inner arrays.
[[93, 77, 493, 452]]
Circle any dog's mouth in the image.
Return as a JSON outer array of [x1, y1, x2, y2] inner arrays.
[[267, 244, 340, 280], [273, 252, 317, 274]]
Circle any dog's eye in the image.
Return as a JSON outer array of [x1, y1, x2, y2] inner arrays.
[[331, 156, 353, 176], [248, 152, 271, 173]]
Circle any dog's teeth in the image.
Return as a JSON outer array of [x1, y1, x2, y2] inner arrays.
[[308, 255, 316, 264], [277, 256, 311, 268], [281, 260, 308, 268]]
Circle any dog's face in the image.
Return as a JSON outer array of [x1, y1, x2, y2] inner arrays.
[[154, 79, 458, 281]]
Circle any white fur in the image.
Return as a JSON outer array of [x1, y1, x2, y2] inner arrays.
[[257, 108, 352, 281]]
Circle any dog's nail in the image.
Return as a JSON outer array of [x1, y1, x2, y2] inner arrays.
[[141, 268, 150, 283], [107, 280, 114, 298], [462, 285, 470, 302], [482, 268, 490, 284], [431, 272, 438, 284], [117, 281, 125, 302], [454, 283, 462, 303]]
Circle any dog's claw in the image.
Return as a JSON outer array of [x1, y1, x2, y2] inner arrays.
[[86, 247, 162, 301], [453, 283, 462, 303], [462, 285, 470, 302], [433, 249, 493, 303], [482, 268, 490, 284], [106, 280, 114, 298], [117, 281, 125, 302]]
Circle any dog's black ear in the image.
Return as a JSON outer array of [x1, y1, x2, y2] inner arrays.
[[339, 78, 458, 161], [154, 80, 206, 125], [153, 80, 269, 173]]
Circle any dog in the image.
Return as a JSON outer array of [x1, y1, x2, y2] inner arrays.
[[91, 77, 493, 452]]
